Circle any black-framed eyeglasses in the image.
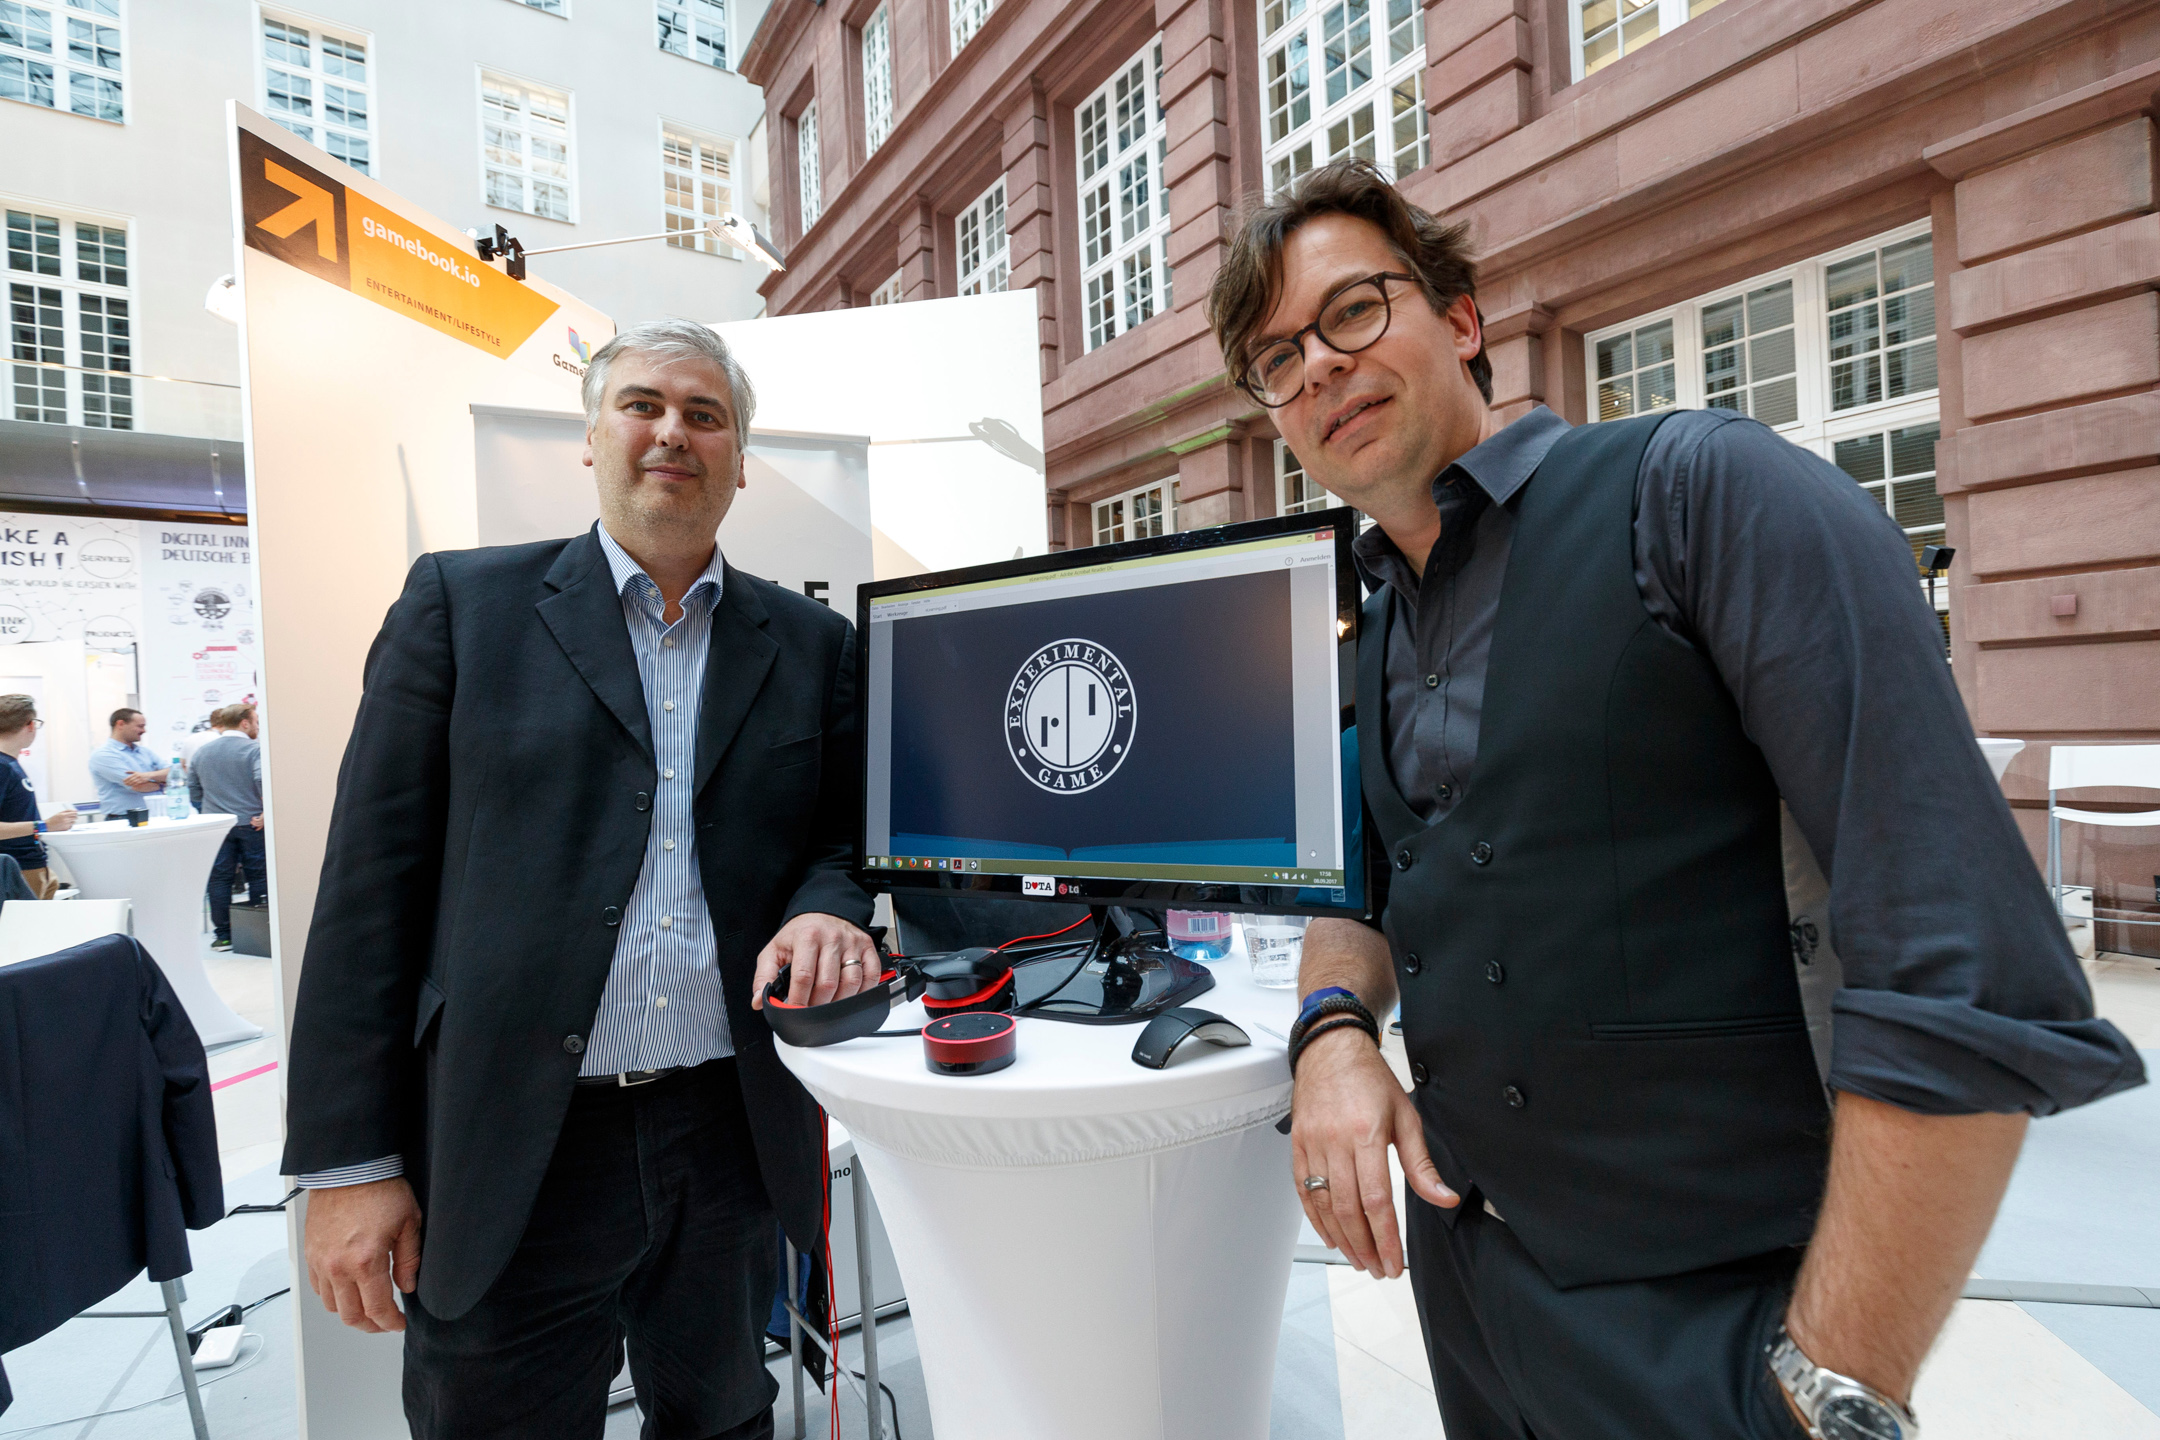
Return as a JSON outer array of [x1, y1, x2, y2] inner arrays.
[[1237, 271, 1422, 408]]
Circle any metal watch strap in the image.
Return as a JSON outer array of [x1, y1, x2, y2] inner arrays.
[[1767, 1325, 1919, 1440]]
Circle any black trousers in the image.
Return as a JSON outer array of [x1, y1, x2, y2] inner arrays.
[[403, 1060, 780, 1440], [206, 826, 267, 939], [1406, 1193, 1812, 1440]]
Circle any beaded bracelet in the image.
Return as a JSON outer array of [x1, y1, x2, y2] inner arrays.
[[1287, 1011, 1380, 1075]]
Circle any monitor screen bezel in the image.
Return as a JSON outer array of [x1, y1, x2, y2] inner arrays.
[[854, 505, 1376, 921]]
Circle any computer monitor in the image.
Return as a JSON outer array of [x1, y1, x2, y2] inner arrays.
[[858, 508, 1371, 930]]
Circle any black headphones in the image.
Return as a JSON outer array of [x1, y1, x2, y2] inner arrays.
[[760, 946, 1018, 1047]]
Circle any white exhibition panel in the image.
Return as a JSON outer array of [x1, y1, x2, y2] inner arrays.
[[780, 951, 1305, 1440], [42, 815, 256, 1046]]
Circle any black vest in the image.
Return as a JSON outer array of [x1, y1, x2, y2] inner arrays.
[[1363, 414, 1830, 1289]]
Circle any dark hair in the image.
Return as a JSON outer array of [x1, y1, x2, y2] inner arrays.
[[0, 694, 34, 736], [109, 707, 142, 729], [1207, 159, 1491, 404]]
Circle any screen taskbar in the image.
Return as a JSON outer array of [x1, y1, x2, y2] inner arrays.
[[866, 855, 1346, 887]]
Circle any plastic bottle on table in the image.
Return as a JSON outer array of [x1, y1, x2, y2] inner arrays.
[[166, 757, 191, 820]]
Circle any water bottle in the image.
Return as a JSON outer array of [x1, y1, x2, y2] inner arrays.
[[166, 757, 191, 820]]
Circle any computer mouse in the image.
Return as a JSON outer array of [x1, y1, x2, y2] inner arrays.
[[1131, 1007, 1250, 1069]]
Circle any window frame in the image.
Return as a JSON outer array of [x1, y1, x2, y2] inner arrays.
[[1074, 36, 1171, 354], [861, 3, 892, 157], [656, 0, 730, 70], [5, 198, 134, 429], [659, 120, 736, 259], [1566, 0, 1725, 85], [478, 67, 578, 225], [1, 0, 128, 124], [868, 269, 903, 305], [1257, 0, 1426, 197], [1581, 219, 1938, 460], [795, 97, 821, 233], [956, 176, 1007, 296], [256, 7, 377, 175], [1091, 477, 1180, 547], [506, 0, 569, 15], [950, 0, 994, 56]]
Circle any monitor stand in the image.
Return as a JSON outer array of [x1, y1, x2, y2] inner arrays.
[[1016, 905, 1214, 1025]]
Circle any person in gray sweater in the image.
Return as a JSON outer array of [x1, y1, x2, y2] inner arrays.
[[189, 704, 265, 950]]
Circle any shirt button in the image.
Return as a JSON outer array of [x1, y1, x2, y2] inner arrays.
[[663, 700, 675, 712], [602, 906, 621, 926], [1424, 673, 1439, 689], [1402, 951, 1421, 976], [660, 915, 673, 930], [663, 838, 676, 850], [1471, 841, 1493, 865], [1411, 1062, 1431, 1085], [1485, 961, 1505, 985], [1437, 784, 1454, 801], [655, 996, 668, 1008], [1395, 847, 1413, 871], [1503, 1085, 1525, 1109], [663, 638, 675, 648], [663, 768, 676, 780], [563, 1035, 585, 1055]]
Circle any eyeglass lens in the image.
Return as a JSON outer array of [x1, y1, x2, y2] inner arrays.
[[1247, 277, 1396, 405]]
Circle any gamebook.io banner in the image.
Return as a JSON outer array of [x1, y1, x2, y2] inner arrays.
[[238, 127, 558, 359]]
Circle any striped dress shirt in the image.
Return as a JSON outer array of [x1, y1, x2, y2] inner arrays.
[[297, 526, 732, 1189]]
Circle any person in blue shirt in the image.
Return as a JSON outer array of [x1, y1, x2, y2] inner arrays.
[[88, 708, 169, 824], [0, 695, 76, 896]]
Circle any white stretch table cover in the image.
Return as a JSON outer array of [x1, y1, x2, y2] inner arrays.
[[780, 935, 1303, 1440], [43, 814, 259, 1046]]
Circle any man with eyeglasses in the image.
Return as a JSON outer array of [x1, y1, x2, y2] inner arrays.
[[0, 696, 73, 896], [1207, 160, 2142, 1439]]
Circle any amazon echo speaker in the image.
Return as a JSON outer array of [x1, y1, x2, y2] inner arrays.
[[923, 1013, 1016, 1076]]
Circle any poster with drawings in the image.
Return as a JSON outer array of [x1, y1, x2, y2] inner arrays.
[[140, 524, 262, 760]]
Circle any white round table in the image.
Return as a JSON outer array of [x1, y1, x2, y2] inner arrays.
[[778, 933, 1304, 1440], [43, 814, 260, 1047]]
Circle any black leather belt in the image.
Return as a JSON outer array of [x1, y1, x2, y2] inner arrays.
[[574, 1066, 685, 1089]]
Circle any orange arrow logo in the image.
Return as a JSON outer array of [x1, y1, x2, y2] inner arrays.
[[257, 159, 338, 261]]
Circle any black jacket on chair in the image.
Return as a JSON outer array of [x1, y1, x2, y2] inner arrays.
[[0, 935, 225, 1413], [279, 528, 872, 1322]]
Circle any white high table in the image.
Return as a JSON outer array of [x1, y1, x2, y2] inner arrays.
[[778, 939, 1304, 1440], [43, 814, 261, 1047]]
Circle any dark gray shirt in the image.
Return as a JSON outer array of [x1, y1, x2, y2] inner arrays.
[[187, 732, 262, 820], [1355, 405, 2143, 1118]]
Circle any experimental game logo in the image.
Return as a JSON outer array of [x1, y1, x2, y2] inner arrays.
[[1005, 639, 1136, 795]]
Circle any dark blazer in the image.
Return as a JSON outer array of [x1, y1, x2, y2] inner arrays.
[[0, 936, 225, 1412], [280, 527, 871, 1321]]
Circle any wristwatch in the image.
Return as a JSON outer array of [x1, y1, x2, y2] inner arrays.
[[1767, 1325, 1919, 1440]]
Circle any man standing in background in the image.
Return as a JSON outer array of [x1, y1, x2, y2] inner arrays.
[[191, 704, 266, 951], [0, 696, 75, 896], [89, 708, 168, 825]]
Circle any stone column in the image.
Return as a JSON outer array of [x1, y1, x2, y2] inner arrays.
[[1158, 0, 1236, 312], [1927, 67, 2160, 952], [1422, 0, 1532, 169], [1001, 82, 1060, 382], [1480, 300, 1550, 424], [1174, 425, 1250, 529], [897, 196, 940, 302]]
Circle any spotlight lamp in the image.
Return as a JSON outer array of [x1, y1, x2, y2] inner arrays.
[[1920, 544, 1955, 574], [466, 213, 785, 281]]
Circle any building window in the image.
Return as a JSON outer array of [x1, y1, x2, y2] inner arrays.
[[7, 206, 130, 428], [1076, 38, 1170, 353], [662, 125, 731, 255], [950, 0, 994, 54], [1570, 0, 1724, 82], [657, 0, 727, 68], [1093, 479, 1177, 546], [1586, 221, 1941, 584], [510, 0, 566, 12], [261, 15, 374, 174], [957, 178, 1007, 296], [1277, 442, 1338, 514], [796, 99, 821, 232], [869, 270, 903, 305], [482, 73, 573, 222], [1, 0, 124, 122], [862, 5, 892, 156], [1260, 0, 1424, 195]]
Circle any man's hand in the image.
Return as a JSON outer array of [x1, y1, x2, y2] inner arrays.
[[751, 912, 878, 1012], [123, 771, 162, 792], [45, 808, 75, 832], [303, 1178, 424, 1333], [1291, 1025, 1457, 1279], [250, 814, 264, 830]]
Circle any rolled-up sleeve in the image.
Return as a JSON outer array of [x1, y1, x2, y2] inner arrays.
[[1637, 411, 2145, 1117]]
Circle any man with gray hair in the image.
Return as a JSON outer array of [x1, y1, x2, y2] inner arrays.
[[283, 320, 876, 1439]]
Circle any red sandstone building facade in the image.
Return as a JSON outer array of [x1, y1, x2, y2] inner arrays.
[[743, 0, 2160, 949]]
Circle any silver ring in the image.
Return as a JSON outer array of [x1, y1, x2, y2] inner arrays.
[[1302, 1175, 1329, 1193], [840, 959, 864, 969]]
